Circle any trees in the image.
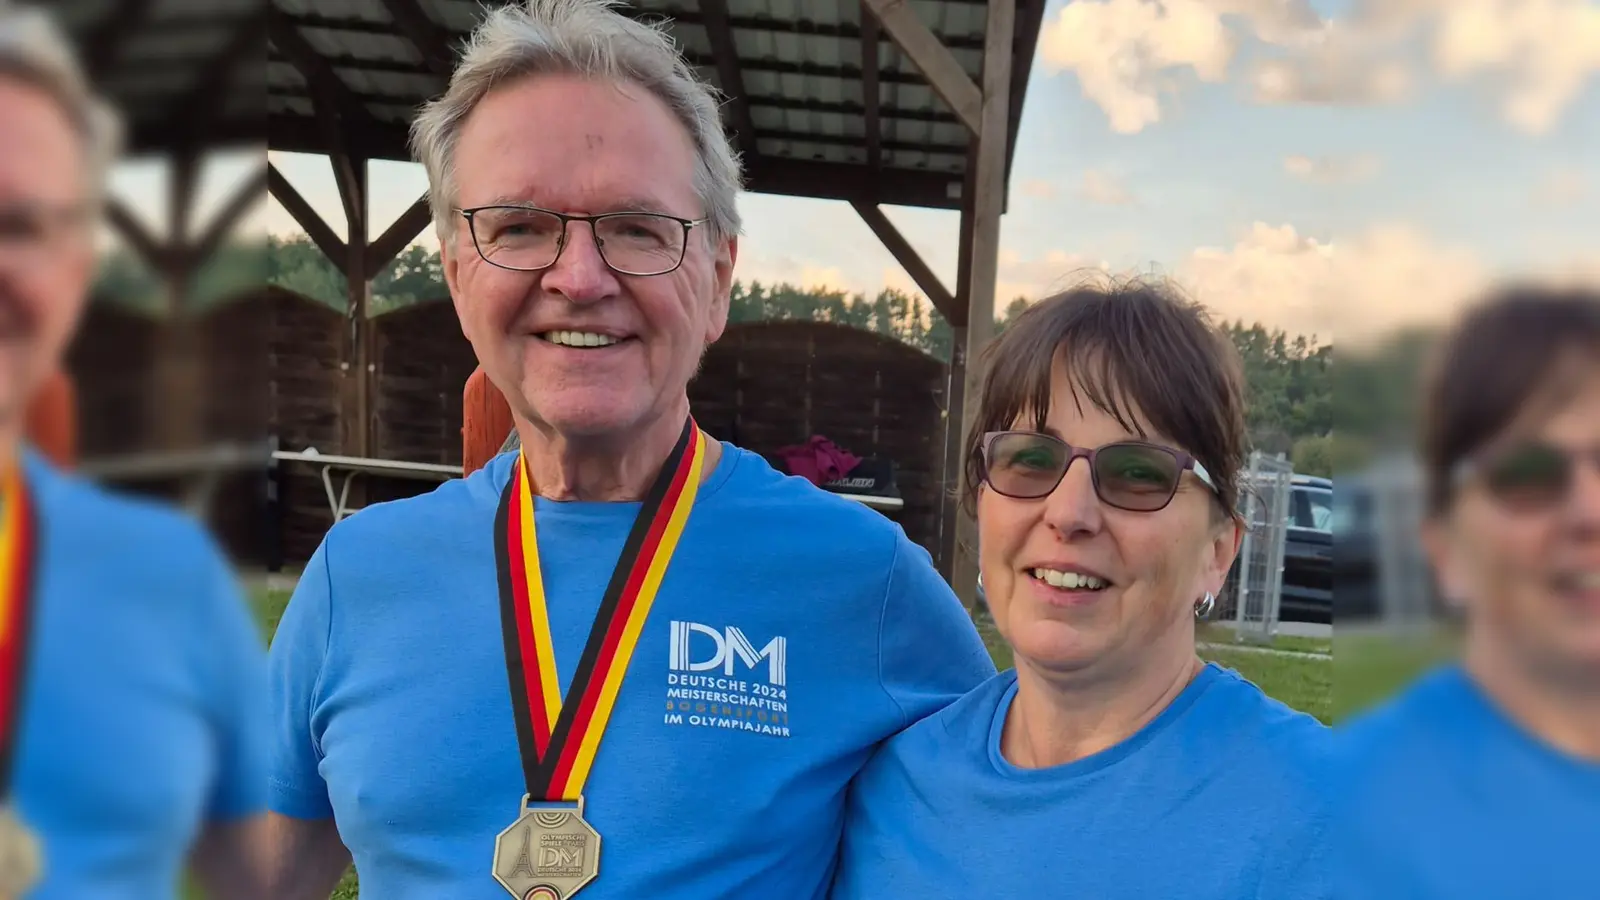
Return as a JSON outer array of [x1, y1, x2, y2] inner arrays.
[[93, 235, 1335, 463]]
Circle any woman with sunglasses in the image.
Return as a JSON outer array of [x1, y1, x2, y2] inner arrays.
[[829, 278, 1329, 899], [1334, 287, 1600, 899]]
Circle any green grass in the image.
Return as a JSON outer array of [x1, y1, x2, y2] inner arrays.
[[1196, 622, 1332, 656], [1332, 627, 1461, 722]]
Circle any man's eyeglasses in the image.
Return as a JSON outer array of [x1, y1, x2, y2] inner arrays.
[[979, 431, 1218, 513], [1456, 441, 1600, 511], [0, 202, 92, 258], [458, 205, 709, 277]]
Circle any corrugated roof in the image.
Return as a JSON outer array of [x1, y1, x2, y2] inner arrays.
[[263, 0, 1046, 211], [58, 0, 269, 155]]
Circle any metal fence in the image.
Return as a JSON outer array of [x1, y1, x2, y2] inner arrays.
[[1364, 456, 1437, 629], [1219, 451, 1295, 643]]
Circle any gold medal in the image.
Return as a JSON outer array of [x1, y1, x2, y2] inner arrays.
[[490, 419, 706, 899], [492, 795, 601, 900], [0, 804, 41, 897]]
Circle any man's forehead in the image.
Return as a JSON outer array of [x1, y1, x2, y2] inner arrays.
[[0, 77, 86, 200], [455, 75, 696, 205]]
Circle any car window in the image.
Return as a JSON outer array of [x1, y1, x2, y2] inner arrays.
[[1295, 488, 1333, 532]]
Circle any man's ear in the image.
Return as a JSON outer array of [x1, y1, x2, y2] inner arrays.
[[704, 234, 737, 344]]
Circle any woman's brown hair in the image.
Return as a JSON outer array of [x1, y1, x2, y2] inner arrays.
[[962, 275, 1248, 517]]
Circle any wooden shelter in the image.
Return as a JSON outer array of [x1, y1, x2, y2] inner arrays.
[[263, 0, 1046, 602]]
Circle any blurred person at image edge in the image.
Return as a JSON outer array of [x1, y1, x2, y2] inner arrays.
[[263, 1, 992, 898], [1333, 286, 1600, 898], [0, 3, 270, 898]]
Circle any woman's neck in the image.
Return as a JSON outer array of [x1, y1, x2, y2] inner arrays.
[[1001, 647, 1204, 770], [1466, 628, 1600, 762]]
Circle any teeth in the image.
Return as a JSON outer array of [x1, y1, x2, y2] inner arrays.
[[545, 330, 620, 348], [1032, 568, 1108, 591]]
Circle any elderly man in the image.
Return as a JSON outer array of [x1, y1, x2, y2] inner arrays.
[[265, 0, 994, 898], [0, 4, 269, 897]]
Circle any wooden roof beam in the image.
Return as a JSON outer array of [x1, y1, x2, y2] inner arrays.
[[267, 163, 347, 267], [190, 164, 269, 267], [852, 200, 959, 325], [365, 195, 434, 275], [862, 0, 982, 136], [698, 0, 759, 163], [861, 3, 882, 173]]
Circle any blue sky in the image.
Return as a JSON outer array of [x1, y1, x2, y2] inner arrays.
[[111, 0, 1600, 346]]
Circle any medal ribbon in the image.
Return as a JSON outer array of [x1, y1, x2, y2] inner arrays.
[[495, 418, 705, 801], [0, 464, 37, 799]]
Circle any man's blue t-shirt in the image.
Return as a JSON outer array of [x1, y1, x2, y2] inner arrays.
[[831, 664, 1330, 900], [268, 444, 996, 899], [15, 450, 269, 898], [1333, 664, 1600, 898]]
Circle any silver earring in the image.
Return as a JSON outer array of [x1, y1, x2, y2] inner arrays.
[[1194, 592, 1215, 620]]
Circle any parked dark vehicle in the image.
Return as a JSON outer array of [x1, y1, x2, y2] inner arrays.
[[1281, 475, 1332, 623], [1331, 466, 1444, 622], [1333, 475, 1380, 620]]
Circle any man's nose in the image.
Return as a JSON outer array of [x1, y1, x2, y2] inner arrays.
[[539, 222, 617, 303]]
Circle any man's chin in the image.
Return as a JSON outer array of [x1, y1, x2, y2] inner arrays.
[[523, 392, 651, 439]]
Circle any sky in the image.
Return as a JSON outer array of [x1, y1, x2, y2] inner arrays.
[[110, 0, 1600, 347]]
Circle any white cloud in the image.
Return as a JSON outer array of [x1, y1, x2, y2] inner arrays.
[[1021, 179, 1060, 199], [1247, 21, 1414, 105], [1038, 0, 1236, 134], [1176, 222, 1492, 344], [996, 249, 1111, 304], [1532, 167, 1591, 207], [1078, 169, 1137, 205], [1283, 154, 1383, 184], [1431, 0, 1600, 135]]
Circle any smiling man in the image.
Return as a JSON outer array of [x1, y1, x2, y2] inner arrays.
[[264, 2, 993, 898]]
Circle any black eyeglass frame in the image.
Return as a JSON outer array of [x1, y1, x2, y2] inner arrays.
[[456, 204, 711, 276], [978, 430, 1219, 512]]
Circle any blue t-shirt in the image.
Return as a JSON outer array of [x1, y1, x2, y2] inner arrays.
[[1333, 664, 1600, 898], [14, 450, 269, 899], [831, 664, 1330, 900], [269, 444, 995, 899]]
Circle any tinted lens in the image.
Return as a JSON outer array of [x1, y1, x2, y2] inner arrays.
[[1482, 442, 1571, 508], [984, 433, 1070, 499], [1093, 443, 1183, 511]]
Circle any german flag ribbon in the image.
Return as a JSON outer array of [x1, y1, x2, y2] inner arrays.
[[0, 463, 38, 799], [494, 418, 705, 801]]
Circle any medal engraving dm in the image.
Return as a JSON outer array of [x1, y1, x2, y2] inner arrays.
[[493, 797, 601, 900]]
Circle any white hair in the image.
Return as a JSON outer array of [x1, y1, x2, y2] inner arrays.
[[410, 0, 744, 245], [0, 1, 122, 203]]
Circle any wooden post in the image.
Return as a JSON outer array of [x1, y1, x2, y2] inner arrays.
[[339, 159, 371, 459], [950, 0, 1015, 608]]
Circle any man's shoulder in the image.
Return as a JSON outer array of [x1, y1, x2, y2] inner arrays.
[[709, 443, 907, 544], [873, 670, 1012, 767], [31, 456, 219, 563], [324, 462, 500, 553]]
